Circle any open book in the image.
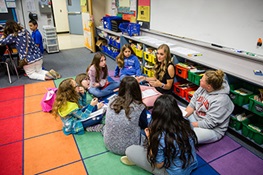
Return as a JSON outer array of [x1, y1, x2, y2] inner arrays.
[[142, 89, 160, 99], [81, 105, 107, 122]]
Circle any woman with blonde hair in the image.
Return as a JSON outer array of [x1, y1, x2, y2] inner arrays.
[[185, 69, 234, 144], [137, 44, 175, 107]]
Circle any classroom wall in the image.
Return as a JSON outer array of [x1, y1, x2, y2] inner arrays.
[[15, 0, 54, 35], [150, 0, 263, 56]]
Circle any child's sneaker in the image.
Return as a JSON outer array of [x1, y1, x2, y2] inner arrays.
[[120, 156, 135, 166], [49, 69, 61, 79]]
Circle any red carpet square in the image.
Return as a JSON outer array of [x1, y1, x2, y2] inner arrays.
[[0, 98, 23, 119], [0, 141, 22, 175], [0, 85, 24, 101], [0, 116, 23, 145]]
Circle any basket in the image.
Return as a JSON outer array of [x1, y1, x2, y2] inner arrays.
[[119, 22, 140, 36], [102, 16, 122, 30]]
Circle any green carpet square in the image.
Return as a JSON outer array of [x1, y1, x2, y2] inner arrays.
[[84, 152, 151, 175], [74, 132, 107, 158], [53, 76, 76, 87]]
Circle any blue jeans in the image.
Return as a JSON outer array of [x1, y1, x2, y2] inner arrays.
[[114, 66, 120, 76], [82, 105, 103, 128], [88, 81, 120, 98]]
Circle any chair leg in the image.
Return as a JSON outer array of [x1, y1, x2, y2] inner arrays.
[[5, 62, 12, 83], [9, 55, 19, 79]]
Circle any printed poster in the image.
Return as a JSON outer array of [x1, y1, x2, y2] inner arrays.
[[119, 0, 130, 7], [137, 6, 150, 22], [0, 0, 8, 13], [138, 0, 150, 6]]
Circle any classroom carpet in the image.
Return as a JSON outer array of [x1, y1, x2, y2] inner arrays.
[[1, 75, 263, 175]]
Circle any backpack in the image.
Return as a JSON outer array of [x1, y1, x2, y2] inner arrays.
[[41, 88, 58, 112]]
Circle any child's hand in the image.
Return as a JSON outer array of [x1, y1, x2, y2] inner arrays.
[[78, 86, 85, 95], [97, 102, 104, 109], [93, 83, 100, 87], [144, 128, 150, 138], [90, 98, 98, 106], [136, 76, 145, 82]]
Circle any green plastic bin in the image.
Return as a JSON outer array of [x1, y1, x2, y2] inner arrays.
[[229, 116, 243, 130], [229, 84, 253, 106], [249, 95, 263, 117], [242, 116, 263, 145], [188, 71, 203, 86]]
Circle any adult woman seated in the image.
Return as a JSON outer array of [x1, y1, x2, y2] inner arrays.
[[185, 69, 234, 144], [137, 44, 175, 107]]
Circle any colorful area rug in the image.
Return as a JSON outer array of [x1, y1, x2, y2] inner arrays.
[[0, 78, 263, 175]]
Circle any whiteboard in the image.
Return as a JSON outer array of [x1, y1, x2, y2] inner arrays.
[[150, 0, 263, 56]]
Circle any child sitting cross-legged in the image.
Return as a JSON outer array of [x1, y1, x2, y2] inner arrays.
[[52, 78, 104, 135]]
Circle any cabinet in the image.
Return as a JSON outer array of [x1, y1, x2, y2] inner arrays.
[[96, 26, 121, 60], [96, 26, 263, 150], [43, 26, 59, 53]]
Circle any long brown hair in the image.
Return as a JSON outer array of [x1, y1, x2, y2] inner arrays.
[[116, 44, 136, 68], [154, 44, 172, 80], [52, 78, 80, 118], [110, 76, 144, 120], [3, 19, 23, 38], [147, 94, 198, 169], [86, 52, 108, 82]]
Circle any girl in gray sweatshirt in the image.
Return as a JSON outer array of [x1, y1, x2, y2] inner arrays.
[[185, 70, 234, 144]]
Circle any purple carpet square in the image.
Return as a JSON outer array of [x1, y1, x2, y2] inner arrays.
[[108, 70, 120, 82], [197, 136, 241, 162], [210, 147, 263, 175]]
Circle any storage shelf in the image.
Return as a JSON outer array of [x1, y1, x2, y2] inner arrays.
[[43, 26, 59, 54]]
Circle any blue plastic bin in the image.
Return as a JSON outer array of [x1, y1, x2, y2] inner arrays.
[[119, 22, 140, 36], [103, 16, 122, 30]]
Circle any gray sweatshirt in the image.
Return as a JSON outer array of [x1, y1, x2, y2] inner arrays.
[[188, 80, 234, 136]]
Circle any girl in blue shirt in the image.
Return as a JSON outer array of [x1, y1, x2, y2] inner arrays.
[[0, 20, 60, 80], [116, 44, 141, 80], [122, 94, 198, 175]]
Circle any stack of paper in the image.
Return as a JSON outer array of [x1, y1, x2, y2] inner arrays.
[[171, 46, 201, 56], [142, 89, 159, 99]]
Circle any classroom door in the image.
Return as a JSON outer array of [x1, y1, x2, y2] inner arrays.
[[67, 0, 83, 35], [52, 0, 69, 33]]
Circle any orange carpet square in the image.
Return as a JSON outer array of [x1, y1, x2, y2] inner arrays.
[[0, 141, 22, 175], [24, 112, 62, 139], [24, 131, 81, 175], [24, 81, 55, 97], [38, 161, 87, 175], [0, 85, 24, 101], [0, 116, 23, 145], [0, 98, 23, 119], [24, 94, 43, 114]]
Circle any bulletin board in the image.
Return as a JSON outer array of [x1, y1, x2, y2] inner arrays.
[[150, 0, 263, 56]]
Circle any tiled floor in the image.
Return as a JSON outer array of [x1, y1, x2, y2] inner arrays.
[[57, 33, 85, 50], [1, 77, 263, 175]]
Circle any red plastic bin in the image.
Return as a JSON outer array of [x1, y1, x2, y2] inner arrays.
[[176, 64, 189, 79], [174, 82, 198, 99]]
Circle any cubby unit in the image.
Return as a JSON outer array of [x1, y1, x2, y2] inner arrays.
[[95, 26, 263, 150], [96, 26, 122, 60]]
